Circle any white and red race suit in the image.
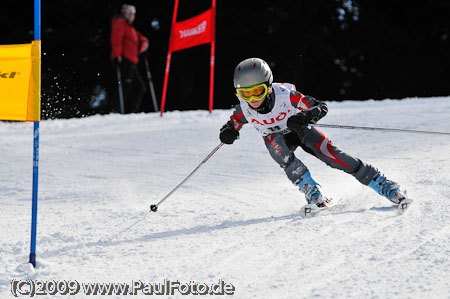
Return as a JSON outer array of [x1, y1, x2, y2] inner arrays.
[[224, 82, 378, 186]]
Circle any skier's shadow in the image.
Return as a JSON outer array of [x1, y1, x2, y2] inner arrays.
[[133, 204, 399, 243], [369, 206, 397, 212], [138, 213, 301, 242], [134, 205, 398, 241], [41, 213, 302, 258], [42, 205, 398, 258], [111, 205, 398, 245]]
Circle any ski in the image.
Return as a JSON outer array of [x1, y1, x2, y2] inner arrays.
[[397, 198, 413, 215], [300, 197, 342, 218], [395, 190, 413, 215]]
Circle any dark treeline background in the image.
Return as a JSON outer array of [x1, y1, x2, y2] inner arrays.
[[1, 0, 449, 119]]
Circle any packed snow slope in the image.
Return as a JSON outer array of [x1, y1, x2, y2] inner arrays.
[[1, 97, 450, 299]]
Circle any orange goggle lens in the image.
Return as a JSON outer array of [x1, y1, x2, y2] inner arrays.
[[236, 84, 268, 102]]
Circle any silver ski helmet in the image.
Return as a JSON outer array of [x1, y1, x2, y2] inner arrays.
[[233, 58, 273, 89]]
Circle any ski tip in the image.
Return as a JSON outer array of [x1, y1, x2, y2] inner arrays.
[[397, 198, 413, 215], [300, 204, 321, 218]]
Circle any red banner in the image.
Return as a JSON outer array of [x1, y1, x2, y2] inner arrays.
[[169, 8, 215, 52], [160, 0, 216, 116]]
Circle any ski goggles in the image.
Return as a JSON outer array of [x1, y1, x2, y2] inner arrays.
[[236, 83, 268, 102]]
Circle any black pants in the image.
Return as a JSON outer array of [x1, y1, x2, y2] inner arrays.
[[110, 58, 146, 113], [263, 126, 377, 186]]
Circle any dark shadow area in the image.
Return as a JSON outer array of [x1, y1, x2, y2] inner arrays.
[[1, 0, 449, 119]]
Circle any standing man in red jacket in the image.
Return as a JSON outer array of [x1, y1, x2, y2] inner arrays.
[[110, 4, 149, 113]]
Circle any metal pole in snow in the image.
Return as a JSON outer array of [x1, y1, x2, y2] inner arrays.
[[150, 143, 224, 212], [30, 0, 41, 268], [116, 66, 125, 114], [143, 55, 159, 112]]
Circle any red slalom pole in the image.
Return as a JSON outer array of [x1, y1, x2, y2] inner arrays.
[[160, 0, 179, 116], [208, 0, 216, 113], [160, 52, 172, 116], [209, 42, 215, 114]]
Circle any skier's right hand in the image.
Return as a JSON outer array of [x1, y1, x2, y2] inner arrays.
[[219, 122, 239, 144]]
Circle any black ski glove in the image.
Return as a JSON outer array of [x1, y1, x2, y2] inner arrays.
[[286, 106, 322, 132], [219, 122, 239, 144]]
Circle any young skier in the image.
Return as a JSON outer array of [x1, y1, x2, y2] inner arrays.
[[219, 58, 412, 216]]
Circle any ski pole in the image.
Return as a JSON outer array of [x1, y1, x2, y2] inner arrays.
[[116, 65, 125, 114], [143, 55, 159, 113], [312, 123, 450, 136], [150, 142, 224, 212]]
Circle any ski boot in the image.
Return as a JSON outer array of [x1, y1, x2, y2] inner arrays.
[[298, 171, 331, 217], [368, 171, 413, 213]]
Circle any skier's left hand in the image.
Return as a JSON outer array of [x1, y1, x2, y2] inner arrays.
[[287, 106, 322, 132]]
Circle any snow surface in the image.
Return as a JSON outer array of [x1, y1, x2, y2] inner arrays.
[[1, 97, 450, 298]]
